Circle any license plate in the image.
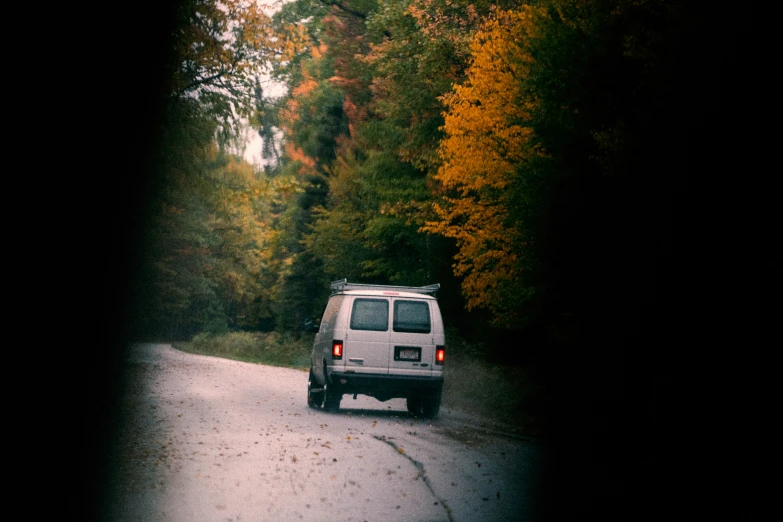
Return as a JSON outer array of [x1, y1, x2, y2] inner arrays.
[[395, 346, 421, 361]]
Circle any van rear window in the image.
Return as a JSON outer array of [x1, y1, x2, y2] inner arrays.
[[393, 300, 431, 333], [350, 299, 389, 331]]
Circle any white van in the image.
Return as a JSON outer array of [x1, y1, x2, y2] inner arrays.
[[307, 279, 446, 417]]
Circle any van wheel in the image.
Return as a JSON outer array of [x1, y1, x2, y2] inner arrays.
[[307, 368, 324, 408], [406, 396, 423, 416], [323, 382, 341, 412], [421, 396, 441, 419]]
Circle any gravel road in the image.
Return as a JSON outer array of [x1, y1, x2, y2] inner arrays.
[[102, 343, 545, 521]]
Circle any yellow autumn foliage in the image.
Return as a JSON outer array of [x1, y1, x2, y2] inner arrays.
[[423, 6, 545, 313]]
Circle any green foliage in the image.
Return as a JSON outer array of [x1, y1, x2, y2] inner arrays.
[[138, 0, 715, 350], [362, 0, 481, 170], [182, 330, 314, 368], [266, 0, 467, 321], [305, 144, 436, 285], [134, 97, 304, 338], [291, 83, 350, 168]]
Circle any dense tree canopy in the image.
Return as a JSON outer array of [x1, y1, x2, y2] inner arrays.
[[134, 0, 772, 343]]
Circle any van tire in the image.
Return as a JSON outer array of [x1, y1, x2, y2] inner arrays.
[[406, 396, 423, 416], [307, 368, 324, 408], [323, 380, 341, 412], [421, 396, 441, 418]]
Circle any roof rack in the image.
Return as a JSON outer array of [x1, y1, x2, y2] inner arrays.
[[330, 279, 440, 297]]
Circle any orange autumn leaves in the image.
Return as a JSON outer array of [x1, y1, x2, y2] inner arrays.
[[423, 6, 545, 314]]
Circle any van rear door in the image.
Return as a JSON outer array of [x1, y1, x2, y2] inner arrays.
[[344, 297, 391, 375], [388, 298, 434, 378]]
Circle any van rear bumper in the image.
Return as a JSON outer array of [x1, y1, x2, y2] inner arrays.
[[328, 371, 443, 400]]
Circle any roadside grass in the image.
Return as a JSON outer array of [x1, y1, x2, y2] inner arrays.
[[441, 328, 547, 438], [172, 328, 546, 438], [173, 331, 313, 370]]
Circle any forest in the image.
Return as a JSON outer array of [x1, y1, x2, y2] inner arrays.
[[129, 0, 712, 346], [75, 0, 771, 519]]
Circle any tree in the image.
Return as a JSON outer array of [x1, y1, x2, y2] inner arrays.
[[266, 0, 482, 325], [305, 141, 437, 286], [133, 100, 293, 337], [422, 6, 546, 327], [361, 0, 483, 170], [167, 0, 304, 128], [131, 0, 308, 338]]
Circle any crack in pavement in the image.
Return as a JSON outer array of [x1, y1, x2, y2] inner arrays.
[[372, 435, 454, 522]]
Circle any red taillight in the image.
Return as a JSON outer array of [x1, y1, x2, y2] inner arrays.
[[332, 341, 343, 359], [435, 346, 445, 365]]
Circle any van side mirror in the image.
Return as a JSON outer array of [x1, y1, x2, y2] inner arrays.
[[303, 318, 320, 333]]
